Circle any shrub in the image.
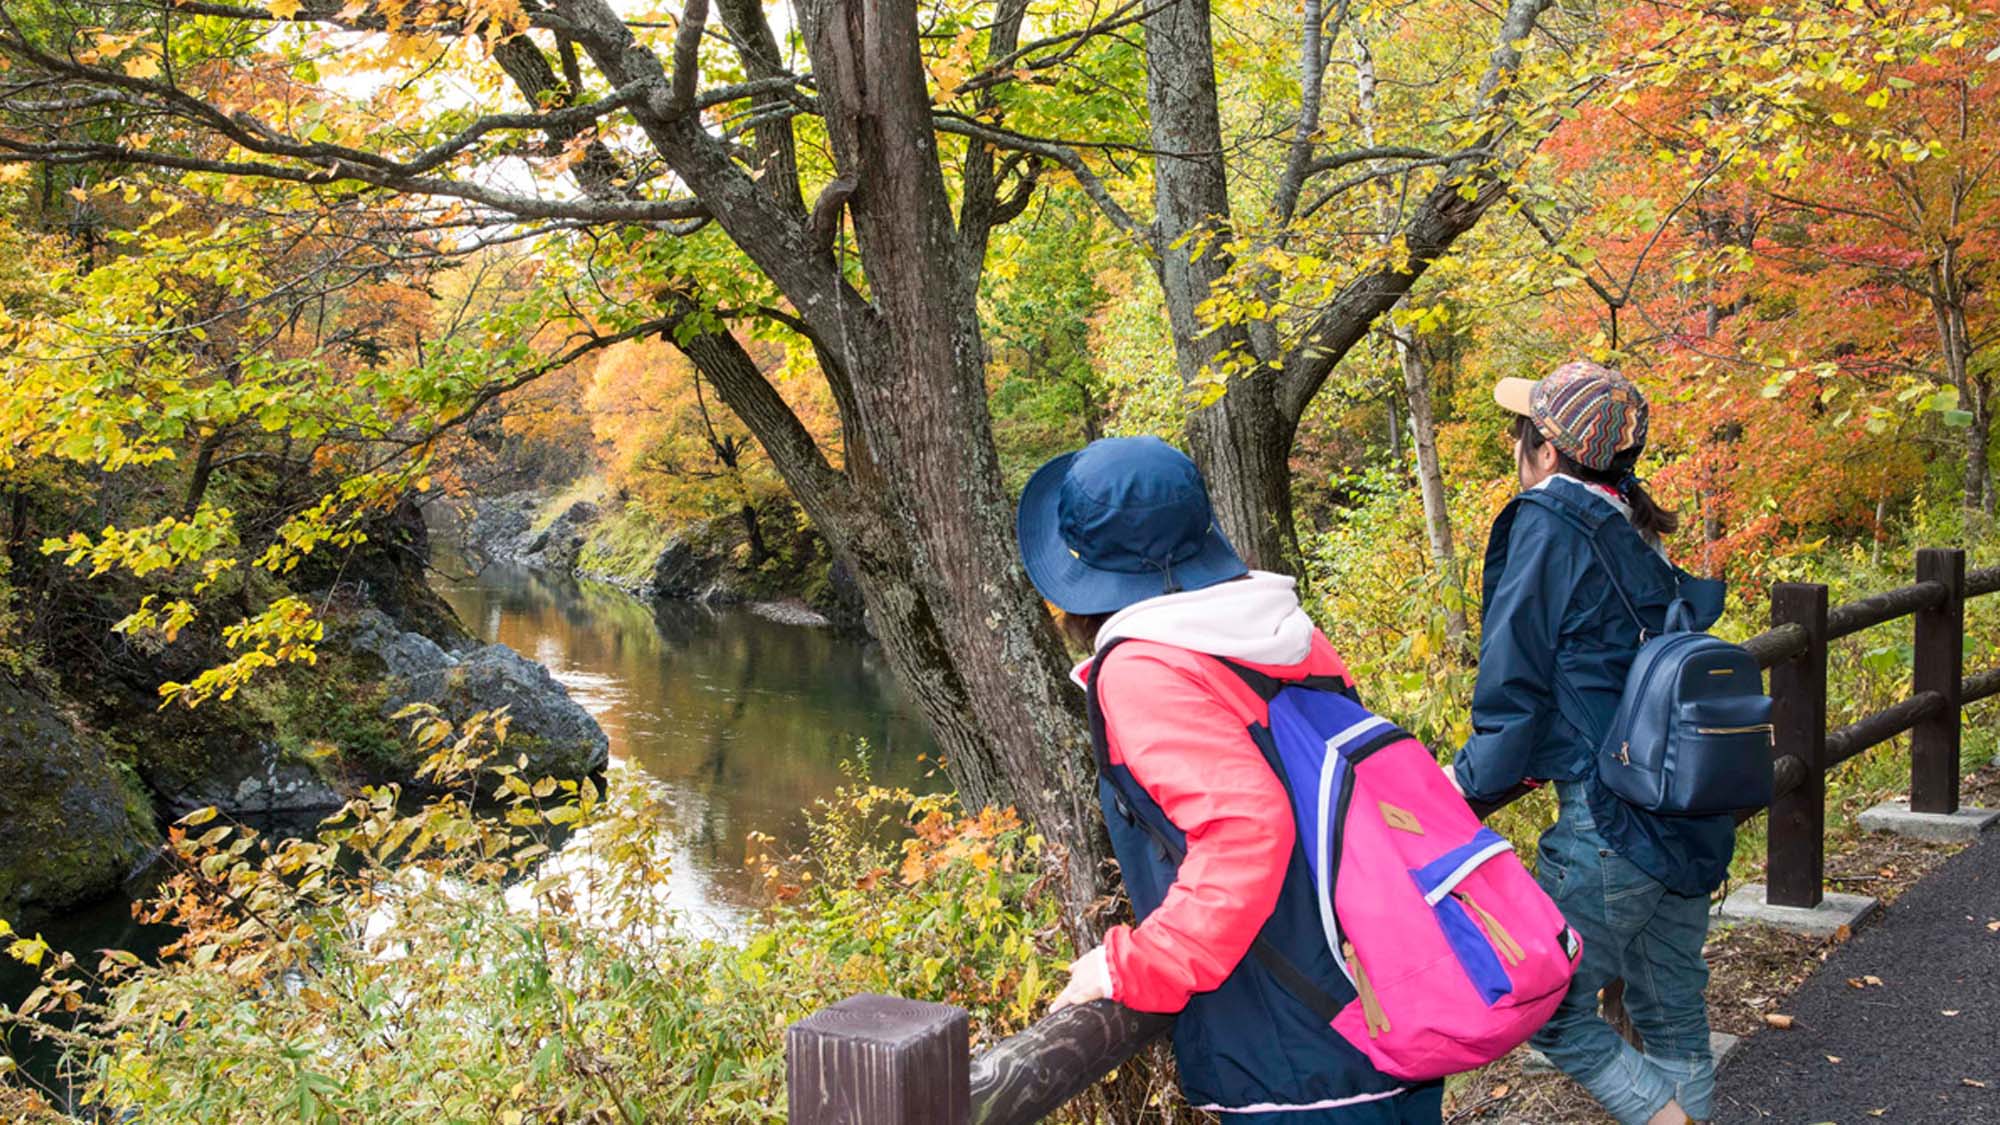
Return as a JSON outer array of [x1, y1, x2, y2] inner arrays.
[[0, 714, 1153, 1123]]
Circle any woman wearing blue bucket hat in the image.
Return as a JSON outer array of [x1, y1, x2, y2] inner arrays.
[[1017, 437, 1442, 1124]]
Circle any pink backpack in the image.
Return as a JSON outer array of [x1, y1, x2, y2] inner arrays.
[[1251, 672, 1581, 1080]]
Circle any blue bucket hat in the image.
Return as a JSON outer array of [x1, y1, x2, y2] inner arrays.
[[1016, 436, 1248, 615]]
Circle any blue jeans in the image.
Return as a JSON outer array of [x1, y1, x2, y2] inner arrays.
[[1226, 1081, 1443, 1123], [1531, 783, 1715, 1124]]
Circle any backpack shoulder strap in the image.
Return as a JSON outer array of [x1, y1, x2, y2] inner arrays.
[[1517, 489, 1676, 639], [1214, 656, 1359, 705]]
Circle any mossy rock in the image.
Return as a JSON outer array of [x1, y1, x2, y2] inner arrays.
[[0, 677, 154, 918]]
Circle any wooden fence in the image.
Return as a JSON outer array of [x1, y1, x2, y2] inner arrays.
[[787, 548, 2000, 1125]]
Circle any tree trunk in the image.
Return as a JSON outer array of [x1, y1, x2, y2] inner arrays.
[[1188, 0, 1550, 573], [1927, 252, 1988, 515], [1356, 29, 1463, 645], [583, 0, 1116, 935], [1968, 377, 1992, 518], [1187, 390, 1299, 572], [740, 503, 769, 567], [1397, 332, 1467, 646], [1139, 0, 1298, 572], [184, 432, 222, 516], [545, 0, 1114, 934]]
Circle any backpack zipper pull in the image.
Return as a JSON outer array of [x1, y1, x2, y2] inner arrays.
[[1343, 941, 1392, 1038], [1458, 891, 1526, 965]]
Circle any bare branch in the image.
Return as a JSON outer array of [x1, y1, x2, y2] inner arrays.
[[934, 116, 1155, 251], [808, 176, 857, 258], [669, 0, 711, 112], [0, 137, 707, 225]]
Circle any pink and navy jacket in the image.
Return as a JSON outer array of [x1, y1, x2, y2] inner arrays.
[[1078, 573, 1412, 1113]]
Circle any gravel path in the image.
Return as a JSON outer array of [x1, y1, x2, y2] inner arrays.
[[1713, 829, 2000, 1124]]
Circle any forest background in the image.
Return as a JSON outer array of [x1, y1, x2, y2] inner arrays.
[[0, 0, 1996, 1118]]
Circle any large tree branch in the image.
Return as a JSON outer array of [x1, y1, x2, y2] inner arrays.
[[668, 0, 710, 112], [1270, 0, 1337, 223], [656, 292, 849, 505], [935, 116, 1155, 252], [711, 0, 806, 212], [0, 136, 708, 225], [957, 0, 1033, 267], [551, 0, 878, 373], [1276, 0, 1556, 423]]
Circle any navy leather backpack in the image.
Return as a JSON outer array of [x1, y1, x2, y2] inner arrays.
[[1587, 539, 1775, 816]]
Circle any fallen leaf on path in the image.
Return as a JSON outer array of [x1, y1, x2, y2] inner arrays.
[[1826, 1055, 1843, 1064], [1966, 1079, 1989, 1089], [1944, 1010, 1961, 1017], [1863, 974, 1883, 986], [1987, 920, 1999, 932], [1869, 1110, 1887, 1118], [1833, 924, 1853, 942], [1764, 1013, 1795, 1029], [1489, 1084, 1511, 1099]]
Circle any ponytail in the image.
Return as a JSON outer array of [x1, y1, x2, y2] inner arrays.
[[1611, 468, 1680, 540]]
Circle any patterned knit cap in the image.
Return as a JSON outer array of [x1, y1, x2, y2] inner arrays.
[[1493, 361, 1649, 472]]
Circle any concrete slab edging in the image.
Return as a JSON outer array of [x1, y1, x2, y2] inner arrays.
[[1713, 884, 1878, 937], [1856, 800, 1999, 844]]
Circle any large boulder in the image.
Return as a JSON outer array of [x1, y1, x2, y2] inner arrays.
[[344, 610, 609, 783], [645, 529, 729, 600], [293, 496, 471, 648], [147, 737, 346, 820], [0, 677, 153, 917], [456, 490, 546, 565], [519, 500, 599, 572]]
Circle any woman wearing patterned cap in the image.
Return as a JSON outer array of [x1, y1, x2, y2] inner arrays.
[[1450, 363, 1734, 1125]]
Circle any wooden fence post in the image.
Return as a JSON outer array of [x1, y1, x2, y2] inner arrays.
[[1767, 582, 1829, 909], [787, 993, 970, 1125], [1911, 548, 1965, 815]]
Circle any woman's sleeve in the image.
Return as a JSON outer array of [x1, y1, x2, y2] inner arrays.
[[1452, 506, 1581, 801], [1096, 653, 1295, 1014]]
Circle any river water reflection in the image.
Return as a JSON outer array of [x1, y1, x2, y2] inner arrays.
[[429, 559, 939, 931]]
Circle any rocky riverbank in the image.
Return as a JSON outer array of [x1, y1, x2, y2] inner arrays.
[[445, 486, 859, 631], [0, 502, 611, 921]]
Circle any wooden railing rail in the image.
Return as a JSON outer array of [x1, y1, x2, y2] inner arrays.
[[788, 549, 1998, 1124]]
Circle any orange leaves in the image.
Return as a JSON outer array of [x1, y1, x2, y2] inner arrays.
[[898, 805, 1024, 886], [924, 26, 982, 102]]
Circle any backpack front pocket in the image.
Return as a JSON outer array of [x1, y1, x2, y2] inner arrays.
[[1664, 696, 1776, 814], [1410, 828, 1518, 1006]]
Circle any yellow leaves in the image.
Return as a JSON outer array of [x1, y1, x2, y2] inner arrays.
[[158, 596, 324, 706], [116, 596, 201, 646], [269, 0, 303, 16], [7, 933, 51, 968], [123, 52, 163, 80], [43, 507, 239, 581]]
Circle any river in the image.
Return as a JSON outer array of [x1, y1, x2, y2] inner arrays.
[[427, 558, 939, 931]]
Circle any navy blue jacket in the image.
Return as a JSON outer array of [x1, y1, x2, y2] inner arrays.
[[1452, 477, 1736, 896]]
